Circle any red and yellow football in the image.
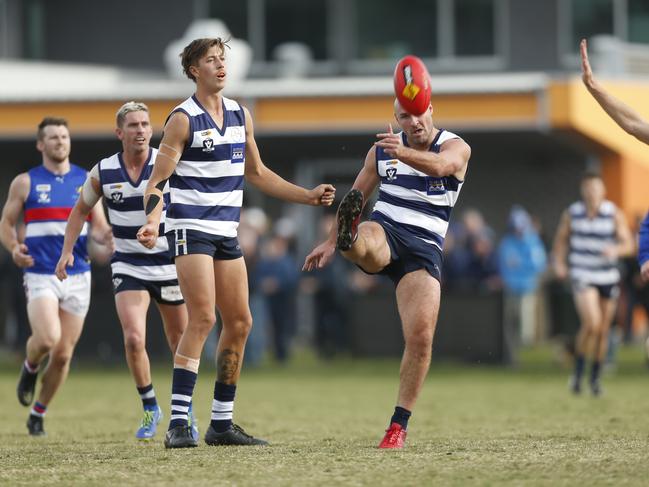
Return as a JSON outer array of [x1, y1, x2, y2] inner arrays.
[[393, 55, 431, 115]]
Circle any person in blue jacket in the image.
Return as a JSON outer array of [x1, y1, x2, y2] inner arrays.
[[498, 205, 547, 364]]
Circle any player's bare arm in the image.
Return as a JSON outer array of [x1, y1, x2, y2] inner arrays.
[[242, 106, 335, 206], [551, 210, 571, 279], [137, 112, 186, 249], [56, 168, 110, 280], [302, 147, 379, 272], [580, 39, 649, 145], [0, 172, 34, 268], [375, 125, 471, 179]]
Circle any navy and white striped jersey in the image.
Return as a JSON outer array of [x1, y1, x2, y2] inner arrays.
[[568, 200, 620, 285], [98, 148, 177, 281], [371, 129, 464, 252], [165, 95, 246, 237]]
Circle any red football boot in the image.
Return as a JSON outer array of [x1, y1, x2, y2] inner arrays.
[[378, 422, 407, 449]]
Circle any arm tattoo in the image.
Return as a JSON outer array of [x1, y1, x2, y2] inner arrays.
[[217, 349, 240, 383], [145, 194, 161, 215], [155, 179, 167, 192]]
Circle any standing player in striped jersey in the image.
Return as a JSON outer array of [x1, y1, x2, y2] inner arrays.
[[552, 171, 633, 396], [304, 99, 471, 449], [137, 38, 336, 448], [55, 102, 194, 440], [0, 117, 112, 436]]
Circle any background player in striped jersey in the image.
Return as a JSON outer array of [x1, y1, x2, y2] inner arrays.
[[303, 99, 471, 449], [0, 117, 112, 436], [552, 171, 633, 396], [137, 38, 335, 448], [55, 102, 194, 440]]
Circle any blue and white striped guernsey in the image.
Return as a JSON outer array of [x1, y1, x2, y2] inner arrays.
[[371, 129, 464, 252], [98, 148, 177, 281], [568, 200, 620, 285], [165, 95, 246, 237]]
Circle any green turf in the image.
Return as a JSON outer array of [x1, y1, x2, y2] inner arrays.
[[2, 346, 649, 486]]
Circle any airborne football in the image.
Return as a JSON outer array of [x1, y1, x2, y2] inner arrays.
[[393, 55, 431, 115]]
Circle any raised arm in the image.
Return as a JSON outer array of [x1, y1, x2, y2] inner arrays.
[[375, 125, 471, 179], [137, 112, 187, 249], [0, 173, 34, 268], [302, 146, 380, 272], [581, 39, 649, 145], [242, 106, 335, 206], [551, 210, 571, 280]]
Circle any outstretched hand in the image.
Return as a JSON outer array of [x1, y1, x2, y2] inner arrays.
[[310, 184, 336, 206], [580, 39, 595, 89], [302, 240, 336, 272], [375, 124, 402, 158]]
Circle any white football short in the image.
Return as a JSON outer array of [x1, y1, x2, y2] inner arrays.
[[23, 271, 91, 317]]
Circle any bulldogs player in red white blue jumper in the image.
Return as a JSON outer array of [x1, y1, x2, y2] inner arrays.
[[0, 117, 112, 436]]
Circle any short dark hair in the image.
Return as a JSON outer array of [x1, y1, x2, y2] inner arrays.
[[180, 38, 229, 82], [37, 117, 68, 140], [581, 169, 602, 182]]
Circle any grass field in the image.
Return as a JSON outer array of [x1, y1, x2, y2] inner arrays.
[[2, 346, 649, 486]]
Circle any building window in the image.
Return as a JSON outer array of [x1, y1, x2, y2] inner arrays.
[[570, 0, 614, 49], [356, 0, 438, 60], [265, 0, 327, 60], [454, 0, 495, 56], [629, 0, 649, 44], [208, 1, 248, 40]]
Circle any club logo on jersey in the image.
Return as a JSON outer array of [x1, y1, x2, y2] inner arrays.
[[35, 184, 51, 204], [112, 277, 123, 290], [386, 167, 398, 181], [231, 127, 244, 142], [231, 143, 245, 163], [111, 192, 124, 203], [202, 138, 214, 153], [201, 130, 212, 137], [386, 160, 398, 166], [109, 184, 123, 190]]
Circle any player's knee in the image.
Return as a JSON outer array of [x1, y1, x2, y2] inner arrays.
[[49, 350, 73, 370], [226, 314, 253, 340], [123, 331, 145, 354], [405, 327, 434, 354], [35, 329, 61, 352], [189, 310, 217, 336]]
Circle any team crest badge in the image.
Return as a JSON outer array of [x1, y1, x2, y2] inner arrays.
[[111, 192, 123, 203], [386, 167, 397, 181], [202, 138, 214, 152], [112, 277, 123, 289]]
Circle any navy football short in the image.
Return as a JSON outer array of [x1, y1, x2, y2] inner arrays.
[[166, 228, 243, 261], [112, 273, 184, 305], [571, 280, 620, 300], [361, 219, 443, 286]]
